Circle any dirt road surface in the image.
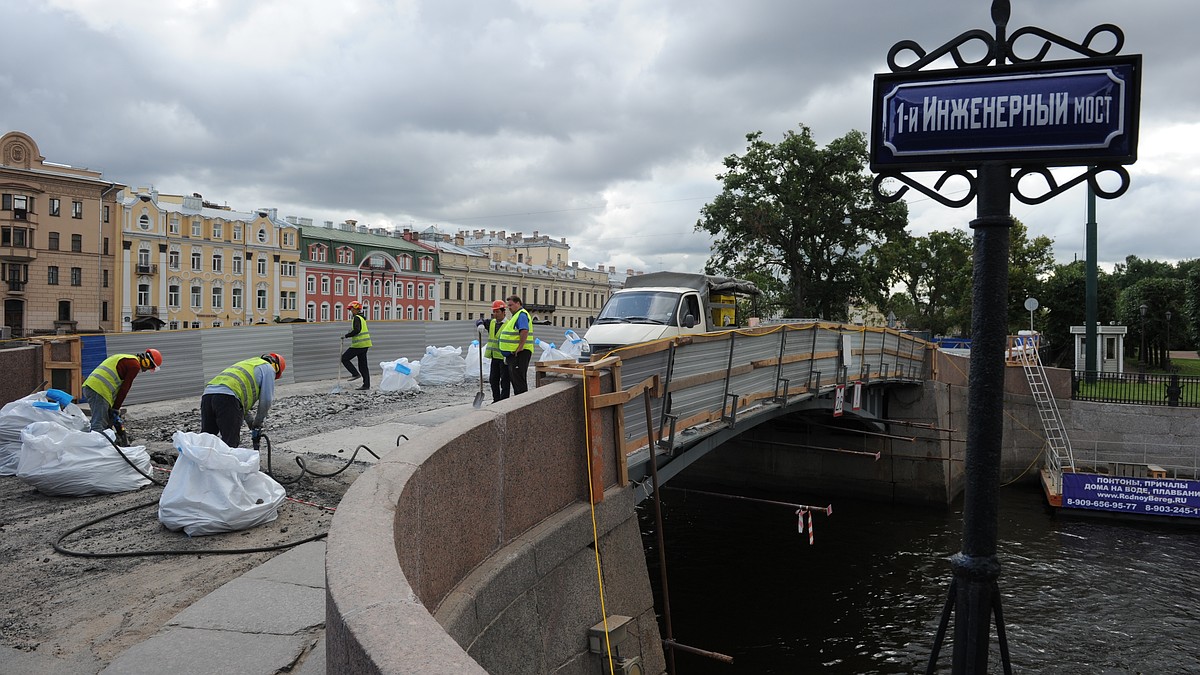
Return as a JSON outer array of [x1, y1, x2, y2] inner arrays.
[[0, 375, 493, 675]]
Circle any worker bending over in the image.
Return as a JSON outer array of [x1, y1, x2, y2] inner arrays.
[[80, 349, 163, 431], [200, 353, 285, 448]]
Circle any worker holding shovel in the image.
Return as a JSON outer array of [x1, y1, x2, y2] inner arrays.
[[476, 300, 510, 403]]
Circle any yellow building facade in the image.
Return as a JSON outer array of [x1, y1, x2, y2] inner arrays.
[[116, 189, 301, 331]]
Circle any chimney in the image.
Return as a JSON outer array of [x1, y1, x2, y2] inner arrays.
[[455, 234, 465, 246], [532, 230, 539, 239], [300, 217, 312, 227], [627, 268, 634, 276], [572, 261, 579, 268], [285, 216, 298, 225], [324, 220, 334, 229]]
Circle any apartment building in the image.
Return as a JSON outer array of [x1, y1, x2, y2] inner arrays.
[[422, 228, 611, 329], [116, 189, 301, 330], [1, 131, 123, 337], [298, 220, 439, 323]]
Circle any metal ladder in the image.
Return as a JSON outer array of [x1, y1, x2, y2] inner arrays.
[[1012, 337, 1076, 476]]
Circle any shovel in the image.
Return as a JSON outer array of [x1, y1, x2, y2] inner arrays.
[[473, 326, 486, 408], [330, 338, 344, 395]]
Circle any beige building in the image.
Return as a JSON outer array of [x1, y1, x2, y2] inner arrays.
[[117, 189, 301, 331], [1, 131, 123, 337], [422, 229, 611, 331]]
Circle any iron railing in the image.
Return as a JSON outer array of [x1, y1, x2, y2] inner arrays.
[[1072, 370, 1199, 408]]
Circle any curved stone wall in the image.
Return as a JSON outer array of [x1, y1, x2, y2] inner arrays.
[[325, 378, 664, 673]]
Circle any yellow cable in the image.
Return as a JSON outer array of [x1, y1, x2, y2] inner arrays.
[[581, 369, 616, 675]]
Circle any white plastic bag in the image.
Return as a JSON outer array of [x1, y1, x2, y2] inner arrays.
[[534, 338, 572, 363], [379, 358, 422, 393], [0, 392, 89, 476], [17, 422, 151, 496], [559, 330, 586, 360], [416, 345, 467, 386], [465, 341, 491, 381], [158, 431, 286, 536]]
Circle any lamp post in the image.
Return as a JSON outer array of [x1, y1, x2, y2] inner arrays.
[[1139, 303, 1148, 366], [1165, 310, 1172, 372]]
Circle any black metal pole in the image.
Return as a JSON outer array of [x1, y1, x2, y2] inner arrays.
[[951, 161, 1012, 674]]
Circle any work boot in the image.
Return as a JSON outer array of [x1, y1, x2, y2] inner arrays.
[[357, 384, 370, 390]]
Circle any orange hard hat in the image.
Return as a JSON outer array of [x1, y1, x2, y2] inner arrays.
[[263, 352, 286, 379], [491, 300, 505, 311], [138, 348, 163, 371]]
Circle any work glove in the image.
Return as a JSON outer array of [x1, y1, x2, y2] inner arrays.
[[109, 410, 122, 427]]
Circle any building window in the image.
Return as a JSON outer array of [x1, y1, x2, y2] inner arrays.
[[256, 289, 268, 311], [191, 250, 201, 271], [169, 321, 179, 330], [72, 201, 83, 219], [137, 283, 150, 306], [468, 283, 475, 301], [102, 301, 109, 321], [444, 283, 450, 300], [169, 216, 180, 234], [70, 267, 82, 286], [192, 219, 202, 237], [232, 255, 243, 274], [103, 237, 109, 255], [307, 275, 316, 294], [257, 228, 268, 244], [407, 306, 414, 319], [191, 285, 202, 309], [233, 223, 242, 240], [396, 282, 404, 299], [48, 266, 59, 285], [232, 287, 243, 310], [49, 199, 60, 217], [168, 284, 180, 308], [280, 261, 296, 277], [138, 214, 151, 231], [334, 278, 343, 295], [307, 302, 316, 322], [212, 251, 223, 272], [48, 232, 59, 250], [103, 206, 109, 223], [321, 277, 330, 294], [421, 257, 433, 272], [282, 231, 295, 247], [212, 286, 223, 309], [58, 300, 71, 322], [399, 254, 411, 270], [334, 303, 343, 321], [257, 258, 267, 276], [455, 281, 462, 300], [361, 279, 370, 296], [212, 222, 223, 239], [103, 269, 109, 288], [408, 282, 415, 299], [71, 234, 82, 252], [168, 250, 180, 269], [138, 248, 151, 266], [321, 303, 330, 321]]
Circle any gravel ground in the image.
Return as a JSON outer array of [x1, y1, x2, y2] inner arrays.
[[0, 374, 500, 675]]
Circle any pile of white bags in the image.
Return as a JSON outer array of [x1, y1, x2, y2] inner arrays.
[[379, 358, 422, 392], [559, 330, 586, 360], [159, 431, 286, 536], [17, 422, 152, 496], [534, 338, 572, 363], [417, 345, 467, 386], [465, 340, 490, 381], [0, 392, 90, 476]]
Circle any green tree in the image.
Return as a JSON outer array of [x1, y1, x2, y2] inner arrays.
[[696, 125, 908, 320], [871, 228, 972, 335], [1119, 278, 1186, 368], [1003, 219, 1056, 334], [1038, 261, 1119, 367]]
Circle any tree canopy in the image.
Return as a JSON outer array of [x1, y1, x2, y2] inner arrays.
[[696, 125, 908, 320]]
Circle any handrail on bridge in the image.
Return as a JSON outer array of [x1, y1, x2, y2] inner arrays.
[[536, 322, 932, 496]]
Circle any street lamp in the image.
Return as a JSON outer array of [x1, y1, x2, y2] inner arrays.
[[1139, 303, 1148, 366], [1165, 310, 1173, 372]]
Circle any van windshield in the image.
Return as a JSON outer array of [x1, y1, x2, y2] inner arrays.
[[594, 291, 679, 325]]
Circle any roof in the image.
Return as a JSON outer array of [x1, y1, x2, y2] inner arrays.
[[299, 226, 431, 254]]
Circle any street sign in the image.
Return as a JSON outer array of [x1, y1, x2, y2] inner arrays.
[[871, 56, 1141, 171]]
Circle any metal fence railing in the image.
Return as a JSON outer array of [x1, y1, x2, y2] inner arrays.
[[1071, 370, 1200, 408]]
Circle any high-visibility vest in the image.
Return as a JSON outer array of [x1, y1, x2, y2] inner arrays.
[[83, 353, 135, 406], [485, 319, 504, 359], [350, 315, 373, 348], [498, 308, 534, 353], [208, 357, 265, 411]]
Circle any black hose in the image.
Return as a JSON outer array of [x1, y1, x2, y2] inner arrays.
[[260, 432, 377, 483], [95, 428, 166, 487]]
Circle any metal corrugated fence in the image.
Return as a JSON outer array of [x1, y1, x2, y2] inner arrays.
[[82, 321, 489, 406]]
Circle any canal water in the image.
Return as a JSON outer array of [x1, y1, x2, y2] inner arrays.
[[639, 481, 1200, 674]]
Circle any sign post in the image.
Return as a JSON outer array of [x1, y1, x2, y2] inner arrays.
[[870, 3, 1140, 673]]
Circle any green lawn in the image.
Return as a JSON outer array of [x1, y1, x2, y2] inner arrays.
[[1173, 357, 1200, 377], [1076, 358, 1200, 405]]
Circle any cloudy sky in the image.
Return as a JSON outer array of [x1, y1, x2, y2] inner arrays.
[[4, 0, 1197, 274]]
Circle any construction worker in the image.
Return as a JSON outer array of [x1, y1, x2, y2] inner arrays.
[[476, 299, 511, 402], [499, 295, 534, 396], [341, 300, 372, 390], [200, 353, 285, 449], [80, 349, 163, 432]]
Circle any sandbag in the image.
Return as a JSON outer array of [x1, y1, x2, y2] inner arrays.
[[0, 392, 89, 476], [534, 338, 572, 363], [465, 341, 491, 381], [17, 422, 151, 496], [158, 431, 286, 536], [379, 358, 422, 393], [416, 345, 467, 386]]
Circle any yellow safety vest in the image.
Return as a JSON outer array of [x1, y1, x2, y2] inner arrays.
[[485, 319, 504, 359], [83, 353, 135, 406], [498, 308, 534, 354], [208, 357, 264, 411], [350, 315, 372, 348]]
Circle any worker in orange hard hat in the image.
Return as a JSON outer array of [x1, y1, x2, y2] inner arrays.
[[341, 300, 372, 391], [200, 353, 285, 448], [475, 300, 510, 402], [81, 349, 163, 432]]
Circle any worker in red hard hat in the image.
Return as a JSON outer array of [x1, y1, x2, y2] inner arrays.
[[475, 300, 510, 402], [341, 300, 372, 391], [200, 353, 285, 448], [80, 349, 163, 432]]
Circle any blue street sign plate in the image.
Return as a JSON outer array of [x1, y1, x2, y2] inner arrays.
[[871, 56, 1140, 171]]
